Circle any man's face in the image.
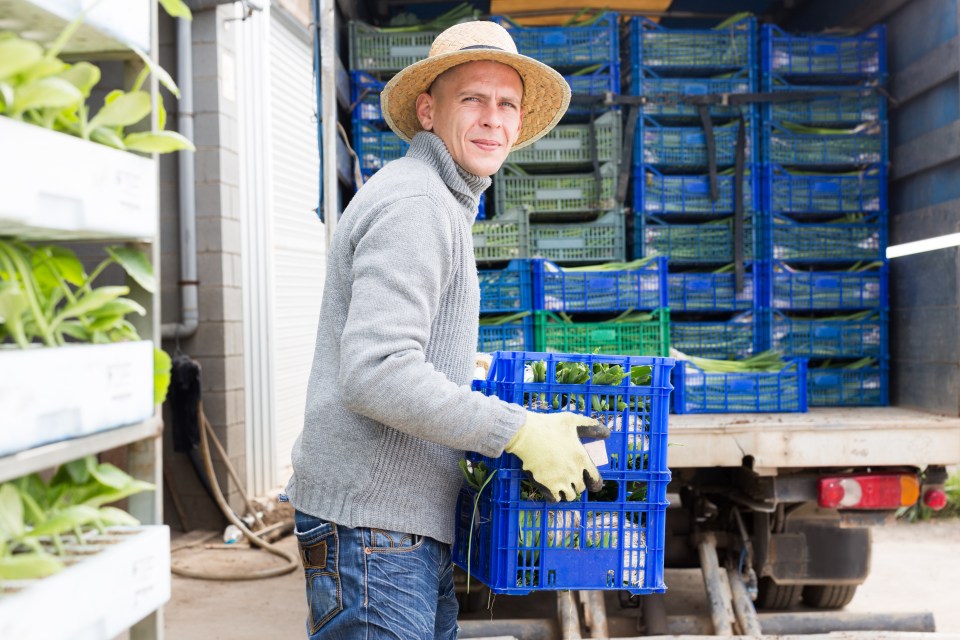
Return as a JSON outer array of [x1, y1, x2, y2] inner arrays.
[[415, 60, 524, 177]]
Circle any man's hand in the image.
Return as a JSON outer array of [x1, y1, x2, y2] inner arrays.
[[505, 411, 611, 502]]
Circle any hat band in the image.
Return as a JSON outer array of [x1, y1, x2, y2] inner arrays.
[[459, 44, 506, 51]]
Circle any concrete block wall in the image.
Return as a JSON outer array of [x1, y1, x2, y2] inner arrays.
[[160, 5, 248, 531]]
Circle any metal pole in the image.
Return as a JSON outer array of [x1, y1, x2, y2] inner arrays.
[[697, 533, 735, 636], [578, 591, 609, 639], [726, 568, 762, 637], [320, 0, 338, 246], [557, 591, 582, 639], [758, 611, 937, 634]]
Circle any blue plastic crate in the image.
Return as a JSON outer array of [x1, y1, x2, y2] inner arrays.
[[761, 24, 886, 81], [477, 192, 487, 220], [353, 123, 408, 174], [639, 116, 754, 168], [636, 166, 757, 216], [637, 215, 757, 265], [493, 12, 619, 69], [350, 70, 386, 123], [633, 70, 755, 121], [670, 312, 757, 360], [765, 164, 886, 215], [532, 257, 668, 313], [763, 121, 886, 168], [769, 214, 886, 263], [762, 80, 886, 125], [668, 269, 757, 312], [770, 262, 888, 310], [479, 260, 533, 314], [771, 310, 886, 359], [673, 358, 808, 414], [808, 362, 889, 406], [454, 351, 674, 595], [564, 64, 620, 118], [478, 314, 535, 353], [629, 16, 756, 75]]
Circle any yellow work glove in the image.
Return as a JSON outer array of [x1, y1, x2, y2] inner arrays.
[[505, 411, 611, 502]]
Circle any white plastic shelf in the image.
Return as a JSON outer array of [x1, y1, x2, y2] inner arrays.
[[0, 526, 170, 640], [0, 118, 158, 241], [0, 340, 155, 458], [0, 0, 151, 54]]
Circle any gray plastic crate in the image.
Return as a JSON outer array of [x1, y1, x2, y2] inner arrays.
[[506, 111, 622, 167], [349, 21, 437, 72], [495, 162, 617, 215], [473, 207, 529, 262], [529, 209, 625, 263]]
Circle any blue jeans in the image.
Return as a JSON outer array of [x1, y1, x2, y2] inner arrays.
[[293, 510, 459, 639]]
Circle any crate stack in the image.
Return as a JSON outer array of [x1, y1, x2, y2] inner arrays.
[[760, 25, 889, 406], [455, 351, 675, 595], [348, 22, 488, 218], [531, 257, 670, 356], [489, 13, 671, 355], [488, 12, 625, 267], [626, 16, 762, 361], [477, 260, 535, 353]]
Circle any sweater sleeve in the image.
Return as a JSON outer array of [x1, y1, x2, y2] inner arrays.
[[336, 194, 525, 457]]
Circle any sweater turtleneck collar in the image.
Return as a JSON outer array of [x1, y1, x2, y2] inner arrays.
[[407, 131, 491, 219]]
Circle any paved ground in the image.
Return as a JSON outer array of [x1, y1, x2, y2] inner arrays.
[[162, 519, 960, 639]]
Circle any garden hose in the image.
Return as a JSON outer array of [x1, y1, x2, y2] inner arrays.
[[170, 403, 299, 580]]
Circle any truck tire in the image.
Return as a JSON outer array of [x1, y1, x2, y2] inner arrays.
[[756, 577, 801, 610], [801, 584, 857, 609]]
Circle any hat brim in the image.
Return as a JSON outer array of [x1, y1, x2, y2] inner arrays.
[[380, 49, 571, 151]]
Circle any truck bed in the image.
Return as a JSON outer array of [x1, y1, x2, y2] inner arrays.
[[667, 407, 960, 471]]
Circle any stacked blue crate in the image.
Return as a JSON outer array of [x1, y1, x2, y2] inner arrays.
[[760, 24, 889, 406], [493, 12, 626, 267], [626, 15, 762, 361], [477, 260, 535, 352]]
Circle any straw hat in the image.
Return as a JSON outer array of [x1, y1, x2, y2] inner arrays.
[[381, 21, 571, 150]]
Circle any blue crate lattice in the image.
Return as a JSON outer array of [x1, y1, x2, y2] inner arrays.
[[672, 358, 808, 414], [532, 257, 668, 313], [454, 351, 674, 594]]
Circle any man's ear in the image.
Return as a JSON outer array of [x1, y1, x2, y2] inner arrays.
[[416, 92, 434, 131]]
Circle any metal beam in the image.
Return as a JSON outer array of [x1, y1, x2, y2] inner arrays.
[[892, 119, 960, 180], [757, 611, 936, 634], [836, 0, 913, 28], [890, 35, 960, 104]]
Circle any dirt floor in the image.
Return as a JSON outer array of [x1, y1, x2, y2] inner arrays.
[[161, 518, 960, 639]]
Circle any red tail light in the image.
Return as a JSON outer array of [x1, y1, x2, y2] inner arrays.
[[818, 474, 919, 510], [923, 488, 948, 511]]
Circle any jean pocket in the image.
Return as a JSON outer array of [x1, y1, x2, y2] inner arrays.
[[366, 528, 425, 554], [294, 514, 342, 634]]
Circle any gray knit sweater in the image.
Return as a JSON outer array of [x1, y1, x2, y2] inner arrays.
[[285, 132, 527, 544]]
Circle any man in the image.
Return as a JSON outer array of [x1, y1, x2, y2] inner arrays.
[[285, 20, 609, 639]]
